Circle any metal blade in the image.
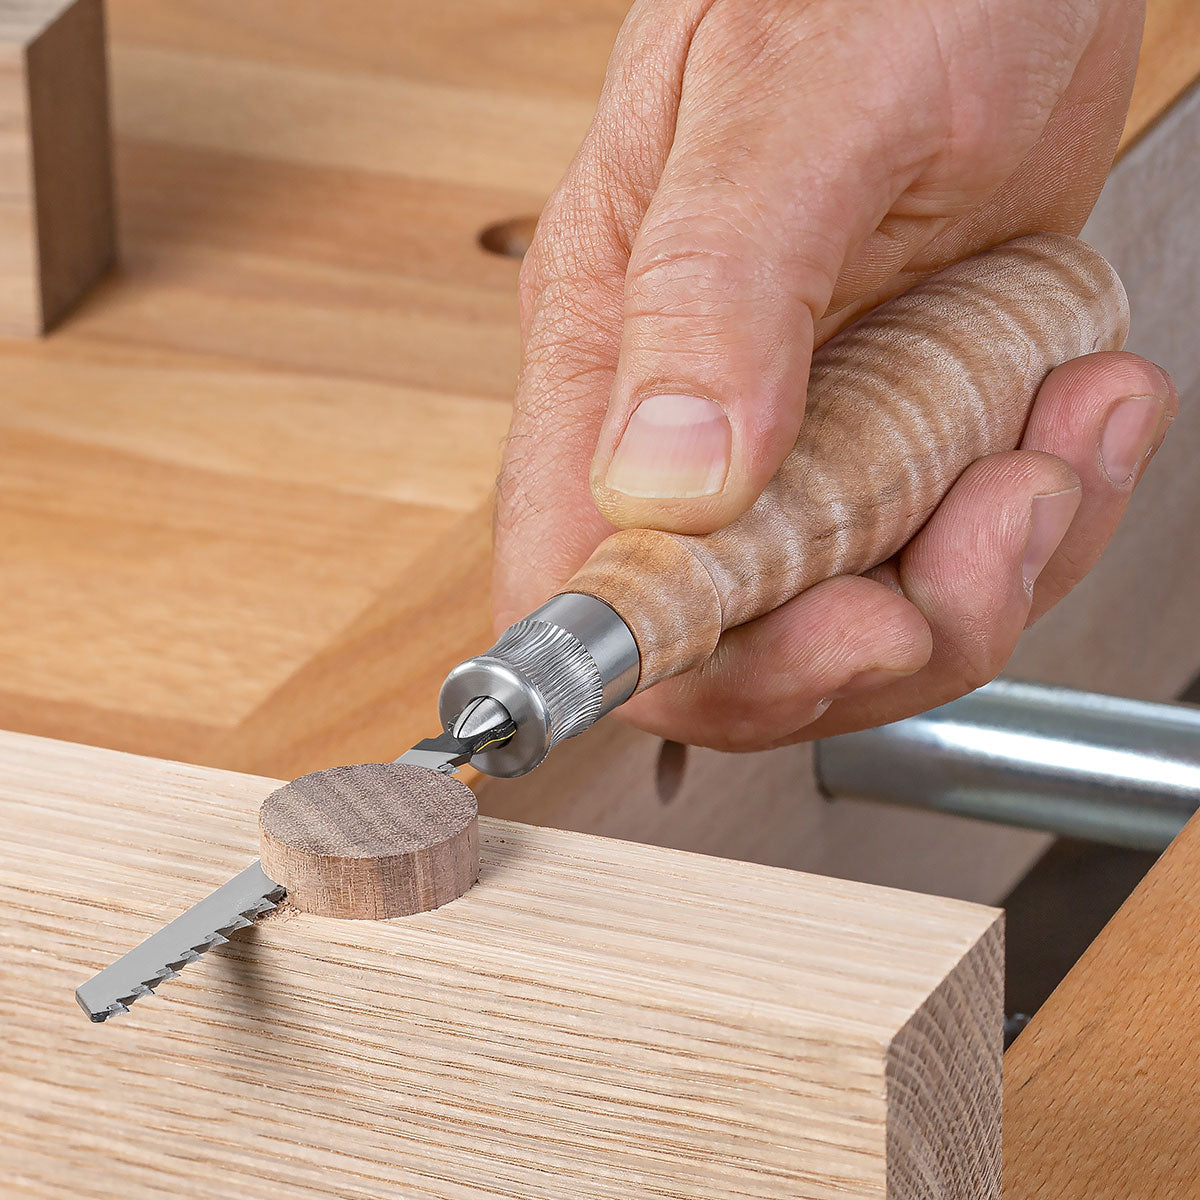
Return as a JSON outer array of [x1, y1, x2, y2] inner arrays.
[[397, 708, 516, 773], [75, 706, 517, 1023], [75, 861, 284, 1023]]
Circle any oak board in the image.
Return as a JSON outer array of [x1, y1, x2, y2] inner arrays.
[[1, 731, 1001, 1199]]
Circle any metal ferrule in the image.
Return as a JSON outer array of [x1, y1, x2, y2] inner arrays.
[[438, 593, 641, 777]]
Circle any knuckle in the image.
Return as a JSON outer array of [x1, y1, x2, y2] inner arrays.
[[948, 634, 1011, 694], [693, 0, 823, 77], [626, 213, 761, 322], [529, 170, 631, 292]]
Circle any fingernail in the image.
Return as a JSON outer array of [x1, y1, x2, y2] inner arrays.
[[1022, 488, 1080, 593], [827, 666, 915, 701], [604, 394, 731, 498], [1100, 395, 1163, 486]]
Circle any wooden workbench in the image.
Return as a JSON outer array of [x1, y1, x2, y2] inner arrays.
[[2, 3, 1200, 1197], [0, 3, 1197, 896], [1004, 796, 1200, 1197], [0, 730, 1005, 1199]]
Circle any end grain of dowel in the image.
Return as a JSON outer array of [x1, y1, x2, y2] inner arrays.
[[259, 761, 479, 919]]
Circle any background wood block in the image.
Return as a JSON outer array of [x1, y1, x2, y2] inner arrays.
[[1, 731, 1003, 1199], [1004, 789, 1200, 1196], [0, 0, 115, 334]]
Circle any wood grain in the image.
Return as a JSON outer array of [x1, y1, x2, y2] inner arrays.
[[0, 730, 1003, 1199], [571, 236, 1129, 687], [259, 761, 479, 919], [1122, 0, 1200, 150], [1004, 805, 1200, 1197], [0, 0, 114, 335]]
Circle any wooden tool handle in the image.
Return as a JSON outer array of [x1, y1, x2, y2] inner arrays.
[[565, 234, 1129, 690]]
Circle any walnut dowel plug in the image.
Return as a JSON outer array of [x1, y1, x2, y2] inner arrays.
[[259, 763, 479, 919], [566, 233, 1130, 688]]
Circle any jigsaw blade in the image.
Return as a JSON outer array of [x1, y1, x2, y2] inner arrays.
[[74, 712, 518, 1022], [75, 861, 285, 1022]]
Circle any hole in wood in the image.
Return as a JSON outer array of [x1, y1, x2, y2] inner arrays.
[[655, 740, 688, 805], [478, 216, 538, 259]]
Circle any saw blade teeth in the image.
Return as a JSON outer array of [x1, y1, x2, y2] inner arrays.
[[75, 861, 286, 1023]]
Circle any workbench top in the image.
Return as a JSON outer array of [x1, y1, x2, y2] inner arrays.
[[2, 0, 1196, 783], [0, 0, 626, 776]]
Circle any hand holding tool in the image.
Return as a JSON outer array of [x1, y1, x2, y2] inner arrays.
[[76, 233, 1129, 1021], [444, 233, 1129, 775]]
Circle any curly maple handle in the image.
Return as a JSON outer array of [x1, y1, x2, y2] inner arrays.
[[566, 233, 1129, 689], [442, 233, 1129, 777]]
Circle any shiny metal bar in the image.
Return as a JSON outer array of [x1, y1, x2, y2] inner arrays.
[[813, 679, 1200, 851]]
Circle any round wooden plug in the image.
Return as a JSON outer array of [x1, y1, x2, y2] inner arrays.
[[258, 762, 479, 919]]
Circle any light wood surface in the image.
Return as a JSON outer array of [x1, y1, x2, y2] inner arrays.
[[258, 762, 479, 919], [0, 0, 114, 335], [0, 0, 1196, 909], [571, 237, 1128, 688], [1003, 805, 1200, 1197], [1123, 0, 1200, 150], [1, 730, 1002, 1199]]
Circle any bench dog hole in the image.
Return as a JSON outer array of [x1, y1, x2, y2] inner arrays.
[[656, 740, 688, 805], [478, 215, 538, 259]]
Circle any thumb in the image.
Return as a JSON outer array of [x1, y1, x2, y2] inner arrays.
[[587, 147, 833, 536], [585, 37, 906, 535]]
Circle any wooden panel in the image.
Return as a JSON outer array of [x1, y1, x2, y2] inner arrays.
[[1022, 77, 1200, 701], [0, 0, 114, 335], [1122, 0, 1200, 149], [1004, 803, 1200, 1196], [0, 732, 1003, 1199]]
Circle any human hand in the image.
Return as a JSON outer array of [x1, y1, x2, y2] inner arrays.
[[494, 0, 1176, 750]]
